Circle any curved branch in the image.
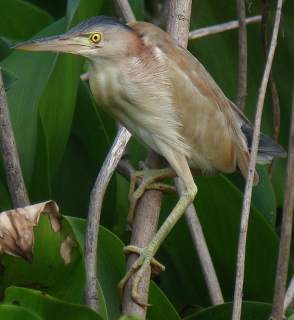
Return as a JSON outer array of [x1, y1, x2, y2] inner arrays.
[[85, 126, 131, 310]]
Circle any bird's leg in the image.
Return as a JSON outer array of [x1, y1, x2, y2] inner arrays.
[[128, 167, 176, 224], [120, 162, 197, 306]]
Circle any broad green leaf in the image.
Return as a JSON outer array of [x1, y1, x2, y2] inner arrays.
[[228, 165, 277, 225], [148, 283, 181, 320], [158, 175, 293, 308], [0, 0, 53, 41], [38, 0, 103, 179], [1, 18, 67, 185], [183, 301, 272, 320], [0, 304, 42, 320], [52, 82, 115, 219], [4, 287, 103, 320], [65, 216, 125, 320]]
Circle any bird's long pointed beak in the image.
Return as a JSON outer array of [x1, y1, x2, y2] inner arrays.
[[12, 34, 83, 54]]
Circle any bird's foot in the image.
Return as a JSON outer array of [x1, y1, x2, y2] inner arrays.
[[118, 245, 165, 307], [128, 167, 176, 225]]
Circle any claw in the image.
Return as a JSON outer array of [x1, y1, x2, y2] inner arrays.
[[118, 245, 165, 307], [127, 168, 176, 225]]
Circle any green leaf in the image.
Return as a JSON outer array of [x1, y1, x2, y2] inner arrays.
[[1, 18, 67, 185], [148, 283, 181, 320], [0, 304, 42, 320], [228, 165, 277, 225], [65, 216, 125, 320], [0, 0, 53, 41], [183, 301, 272, 320], [52, 82, 115, 218], [4, 287, 103, 320]]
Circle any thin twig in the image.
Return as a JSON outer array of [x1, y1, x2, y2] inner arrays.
[[0, 69, 29, 208], [112, 0, 136, 23], [284, 275, 294, 312], [232, 0, 284, 319], [85, 125, 131, 310], [175, 178, 224, 305], [189, 16, 261, 40], [261, 0, 281, 176], [271, 87, 294, 320], [236, 0, 247, 110]]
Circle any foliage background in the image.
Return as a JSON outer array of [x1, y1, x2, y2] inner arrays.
[[0, 0, 293, 319]]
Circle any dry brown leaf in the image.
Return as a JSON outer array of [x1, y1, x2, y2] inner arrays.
[[60, 234, 76, 265], [0, 201, 61, 261]]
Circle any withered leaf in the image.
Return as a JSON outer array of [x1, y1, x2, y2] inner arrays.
[[0, 201, 60, 261]]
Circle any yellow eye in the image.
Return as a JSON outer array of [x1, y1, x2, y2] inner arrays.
[[89, 32, 102, 43]]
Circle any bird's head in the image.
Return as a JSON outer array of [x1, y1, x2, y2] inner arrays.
[[14, 16, 140, 62]]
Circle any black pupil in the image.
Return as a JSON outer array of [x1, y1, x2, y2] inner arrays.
[[93, 35, 98, 41]]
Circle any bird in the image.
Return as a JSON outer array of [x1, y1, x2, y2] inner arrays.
[[14, 16, 286, 306]]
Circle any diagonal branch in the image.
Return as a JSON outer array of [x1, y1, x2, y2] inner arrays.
[[232, 0, 284, 319], [84, 125, 131, 310], [271, 87, 294, 320], [0, 69, 29, 208], [236, 0, 247, 111]]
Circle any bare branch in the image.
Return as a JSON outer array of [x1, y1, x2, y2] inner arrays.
[[175, 178, 224, 305], [122, 151, 164, 317], [232, 0, 284, 319], [0, 69, 29, 208], [271, 87, 294, 320], [167, 0, 192, 47], [85, 125, 131, 310], [284, 275, 294, 312], [189, 16, 261, 40], [112, 0, 136, 23], [236, 0, 247, 110]]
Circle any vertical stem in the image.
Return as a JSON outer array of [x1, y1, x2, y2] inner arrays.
[[236, 0, 247, 110], [122, 151, 164, 317], [271, 88, 294, 320], [232, 0, 284, 319], [0, 70, 29, 208]]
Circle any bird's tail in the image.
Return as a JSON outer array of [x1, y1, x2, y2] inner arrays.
[[241, 123, 287, 163]]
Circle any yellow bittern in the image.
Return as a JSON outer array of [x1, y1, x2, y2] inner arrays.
[[15, 16, 286, 305]]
